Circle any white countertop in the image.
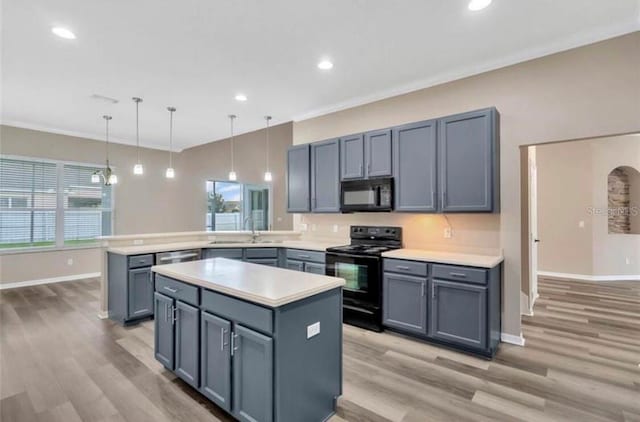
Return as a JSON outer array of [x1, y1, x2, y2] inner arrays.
[[152, 258, 345, 307], [107, 239, 338, 255], [381, 249, 503, 268]]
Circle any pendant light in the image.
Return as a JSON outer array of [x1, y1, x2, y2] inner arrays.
[[263, 116, 273, 182], [92, 115, 118, 185], [166, 107, 176, 179], [228, 114, 237, 181], [132, 97, 144, 175]]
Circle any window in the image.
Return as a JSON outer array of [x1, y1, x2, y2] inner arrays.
[[206, 180, 270, 231], [0, 157, 113, 249]]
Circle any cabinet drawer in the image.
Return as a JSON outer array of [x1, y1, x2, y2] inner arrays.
[[384, 259, 428, 277], [286, 249, 325, 263], [155, 275, 199, 306], [245, 248, 278, 259], [205, 248, 243, 259], [128, 254, 154, 269], [246, 258, 278, 267], [201, 290, 273, 335], [432, 264, 487, 285]]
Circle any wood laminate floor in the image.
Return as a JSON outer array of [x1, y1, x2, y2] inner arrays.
[[1, 277, 638, 422]]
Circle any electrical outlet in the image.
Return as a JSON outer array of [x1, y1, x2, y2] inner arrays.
[[207, 236, 216, 241], [307, 322, 320, 339], [578, 221, 585, 228], [277, 217, 282, 222], [311, 224, 317, 232], [626, 257, 631, 265], [332, 224, 339, 233], [300, 223, 308, 231], [67, 258, 73, 266], [444, 227, 452, 238]]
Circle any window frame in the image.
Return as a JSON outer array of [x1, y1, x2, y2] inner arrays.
[[0, 154, 115, 252], [206, 179, 273, 232]]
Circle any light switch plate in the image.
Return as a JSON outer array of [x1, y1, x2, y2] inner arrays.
[[307, 322, 320, 339], [444, 228, 452, 238]]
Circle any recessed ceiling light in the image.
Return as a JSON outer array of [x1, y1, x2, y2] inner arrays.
[[317, 60, 333, 70], [468, 0, 492, 11], [51, 26, 76, 39], [235, 94, 247, 102]]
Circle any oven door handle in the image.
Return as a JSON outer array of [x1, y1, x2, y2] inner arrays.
[[326, 252, 380, 261]]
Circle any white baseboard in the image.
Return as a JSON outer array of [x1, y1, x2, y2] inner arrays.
[[501, 332, 526, 346], [97, 311, 109, 319], [538, 271, 640, 282], [0, 272, 101, 290]]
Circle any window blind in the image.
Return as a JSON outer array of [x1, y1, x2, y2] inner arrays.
[[0, 158, 57, 247], [63, 164, 112, 243]]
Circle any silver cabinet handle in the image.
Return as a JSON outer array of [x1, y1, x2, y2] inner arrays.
[[298, 254, 310, 259], [165, 303, 169, 323], [171, 306, 177, 324], [163, 286, 178, 293], [220, 328, 228, 351], [421, 282, 425, 296], [432, 285, 436, 299], [359, 164, 363, 176], [367, 163, 371, 174], [230, 332, 239, 356], [396, 265, 410, 270], [450, 272, 467, 278]]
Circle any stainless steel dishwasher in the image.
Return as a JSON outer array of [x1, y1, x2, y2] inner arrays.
[[155, 249, 201, 265]]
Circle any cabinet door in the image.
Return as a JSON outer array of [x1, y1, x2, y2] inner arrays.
[[311, 139, 340, 212], [286, 260, 304, 272], [286, 144, 311, 212], [382, 273, 428, 336], [246, 258, 278, 267], [430, 279, 487, 350], [365, 129, 392, 178], [154, 292, 174, 369], [304, 262, 326, 275], [439, 108, 497, 212], [127, 268, 154, 320], [200, 312, 232, 412], [232, 325, 274, 422], [340, 134, 364, 180], [393, 120, 437, 212], [175, 301, 200, 388]]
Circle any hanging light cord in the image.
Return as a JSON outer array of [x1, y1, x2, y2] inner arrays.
[[135, 99, 140, 163], [104, 115, 111, 167], [229, 115, 235, 172], [168, 108, 174, 168], [265, 117, 270, 171]]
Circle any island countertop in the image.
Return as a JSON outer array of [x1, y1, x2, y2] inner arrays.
[[151, 257, 345, 307]]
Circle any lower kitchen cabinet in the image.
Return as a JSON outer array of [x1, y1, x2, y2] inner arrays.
[[201, 312, 232, 411], [154, 292, 174, 369], [382, 273, 428, 336], [304, 262, 326, 275], [127, 267, 154, 319], [430, 279, 487, 350], [285, 260, 305, 271], [233, 325, 274, 422], [175, 301, 200, 388]]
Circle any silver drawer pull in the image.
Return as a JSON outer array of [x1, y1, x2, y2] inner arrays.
[[159, 253, 199, 261], [231, 332, 239, 356], [220, 328, 228, 351], [163, 286, 179, 293], [298, 254, 310, 258], [396, 265, 411, 270], [450, 272, 467, 278]]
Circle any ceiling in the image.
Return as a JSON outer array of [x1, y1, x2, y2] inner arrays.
[[2, 0, 638, 151]]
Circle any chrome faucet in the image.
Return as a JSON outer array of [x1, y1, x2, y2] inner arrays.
[[244, 216, 260, 243]]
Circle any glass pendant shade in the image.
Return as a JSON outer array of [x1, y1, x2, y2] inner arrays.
[[264, 171, 272, 182], [108, 174, 118, 185], [166, 167, 175, 179], [91, 173, 101, 183], [228, 171, 237, 181], [133, 163, 144, 175]]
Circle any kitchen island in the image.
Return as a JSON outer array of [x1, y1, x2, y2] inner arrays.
[[151, 258, 345, 422]]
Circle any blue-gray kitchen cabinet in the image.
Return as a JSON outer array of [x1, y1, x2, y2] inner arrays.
[[340, 133, 364, 180], [233, 324, 274, 422], [127, 267, 154, 320], [201, 311, 232, 412], [310, 139, 340, 212], [438, 107, 499, 212], [175, 300, 200, 388], [382, 273, 428, 336], [304, 262, 326, 275], [430, 279, 487, 350], [286, 144, 311, 212], [392, 120, 438, 212], [154, 292, 174, 369], [365, 128, 392, 178], [285, 260, 305, 271]]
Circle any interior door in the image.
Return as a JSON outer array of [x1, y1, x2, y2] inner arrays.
[[528, 149, 539, 313], [244, 184, 270, 231]]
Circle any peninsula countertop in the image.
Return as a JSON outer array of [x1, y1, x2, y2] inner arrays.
[[108, 239, 340, 255], [151, 258, 345, 307], [381, 248, 504, 268]]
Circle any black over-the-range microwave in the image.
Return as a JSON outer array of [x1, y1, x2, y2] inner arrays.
[[340, 177, 393, 212]]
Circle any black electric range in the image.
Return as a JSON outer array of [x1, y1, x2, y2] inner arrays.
[[326, 226, 402, 331]]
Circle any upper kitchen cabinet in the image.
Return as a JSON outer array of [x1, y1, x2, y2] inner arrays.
[[365, 129, 392, 178], [340, 129, 392, 180], [393, 120, 438, 212], [438, 108, 499, 212], [340, 133, 364, 180], [286, 144, 311, 213], [311, 138, 340, 212]]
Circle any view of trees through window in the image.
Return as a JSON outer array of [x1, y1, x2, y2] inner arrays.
[[206, 181, 270, 231]]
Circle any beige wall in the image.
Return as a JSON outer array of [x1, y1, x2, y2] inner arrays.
[[0, 123, 293, 284], [293, 32, 640, 337]]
